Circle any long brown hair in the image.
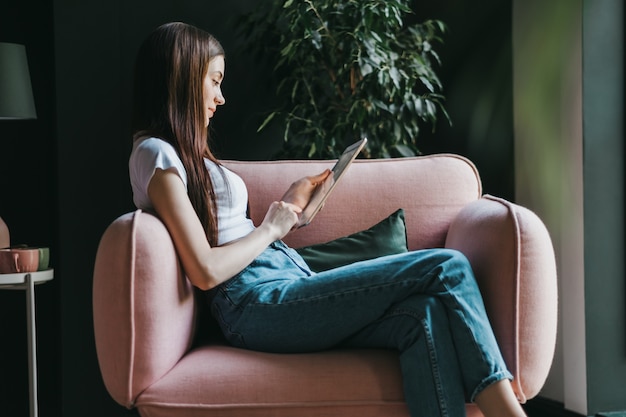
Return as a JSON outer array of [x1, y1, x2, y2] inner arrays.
[[132, 22, 224, 246]]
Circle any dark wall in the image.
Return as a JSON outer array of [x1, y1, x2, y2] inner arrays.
[[1, 1, 513, 416], [0, 1, 59, 417], [415, 0, 514, 199]]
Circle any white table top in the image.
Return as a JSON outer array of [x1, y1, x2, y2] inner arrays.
[[0, 269, 54, 288]]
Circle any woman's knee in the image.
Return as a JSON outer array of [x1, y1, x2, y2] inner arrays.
[[415, 248, 475, 291], [431, 248, 471, 268], [441, 248, 473, 274]]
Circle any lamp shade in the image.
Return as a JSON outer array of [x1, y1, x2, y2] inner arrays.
[[0, 42, 37, 120]]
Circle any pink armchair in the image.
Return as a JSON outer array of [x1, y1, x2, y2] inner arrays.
[[93, 154, 557, 417]]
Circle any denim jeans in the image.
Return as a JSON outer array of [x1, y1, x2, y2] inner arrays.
[[209, 240, 512, 417]]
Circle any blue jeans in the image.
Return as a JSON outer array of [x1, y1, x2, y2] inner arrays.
[[209, 240, 512, 417]]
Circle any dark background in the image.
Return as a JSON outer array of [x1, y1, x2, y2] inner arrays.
[[0, 1, 513, 416]]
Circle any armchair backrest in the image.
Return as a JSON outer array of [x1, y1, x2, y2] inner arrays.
[[224, 154, 482, 250]]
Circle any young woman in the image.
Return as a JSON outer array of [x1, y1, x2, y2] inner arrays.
[[129, 21, 527, 417]]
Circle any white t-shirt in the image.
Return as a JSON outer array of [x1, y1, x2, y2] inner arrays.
[[129, 137, 255, 246]]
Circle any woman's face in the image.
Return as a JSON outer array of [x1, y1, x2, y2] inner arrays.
[[203, 55, 226, 126]]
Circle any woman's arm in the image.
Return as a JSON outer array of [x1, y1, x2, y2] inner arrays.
[[148, 168, 301, 290]]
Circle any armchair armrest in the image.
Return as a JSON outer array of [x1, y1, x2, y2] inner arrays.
[[445, 195, 557, 403], [93, 210, 197, 408]]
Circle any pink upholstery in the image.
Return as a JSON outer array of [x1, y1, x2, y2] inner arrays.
[[93, 154, 557, 417], [93, 212, 197, 406], [445, 195, 558, 402]]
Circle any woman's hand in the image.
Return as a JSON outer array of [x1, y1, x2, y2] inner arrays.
[[281, 169, 333, 211], [260, 201, 302, 240]]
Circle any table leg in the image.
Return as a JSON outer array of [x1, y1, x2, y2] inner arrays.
[[25, 273, 38, 417]]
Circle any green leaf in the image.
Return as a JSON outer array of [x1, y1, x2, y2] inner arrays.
[[360, 61, 374, 76], [415, 97, 426, 114], [280, 40, 295, 57], [390, 67, 401, 89], [419, 76, 435, 93], [393, 144, 416, 157], [425, 99, 436, 116], [291, 80, 300, 100], [257, 112, 277, 132], [308, 142, 317, 158]]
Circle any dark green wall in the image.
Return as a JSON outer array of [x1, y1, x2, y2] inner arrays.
[[415, 0, 514, 200], [0, 1, 514, 416], [0, 1, 59, 417]]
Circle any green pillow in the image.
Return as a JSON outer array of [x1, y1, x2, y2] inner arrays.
[[296, 209, 408, 272]]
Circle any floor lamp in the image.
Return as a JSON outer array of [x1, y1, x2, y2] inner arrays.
[[0, 41, 37, 245], [0, 42, 41, 417]]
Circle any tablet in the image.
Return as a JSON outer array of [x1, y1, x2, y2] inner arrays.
[[298, 138, 368, 227]]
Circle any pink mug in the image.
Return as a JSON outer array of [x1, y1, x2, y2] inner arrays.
[[0, 248, 39, 274]]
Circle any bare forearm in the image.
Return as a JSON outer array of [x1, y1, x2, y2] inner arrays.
[[193, 224, 277, 290]]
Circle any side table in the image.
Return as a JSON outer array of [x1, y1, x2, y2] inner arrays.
[[0, 269, 54, 417]]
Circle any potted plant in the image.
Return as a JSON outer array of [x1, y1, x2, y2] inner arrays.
[[239, 0, 449, 158]]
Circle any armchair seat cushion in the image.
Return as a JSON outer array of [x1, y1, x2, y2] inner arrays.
[[136, 345, 407, 417]]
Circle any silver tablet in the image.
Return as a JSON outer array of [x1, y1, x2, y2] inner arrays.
[[298, 138, 368, 227]]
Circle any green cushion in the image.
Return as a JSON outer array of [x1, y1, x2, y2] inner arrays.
[[296, 209, 408, 272]]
